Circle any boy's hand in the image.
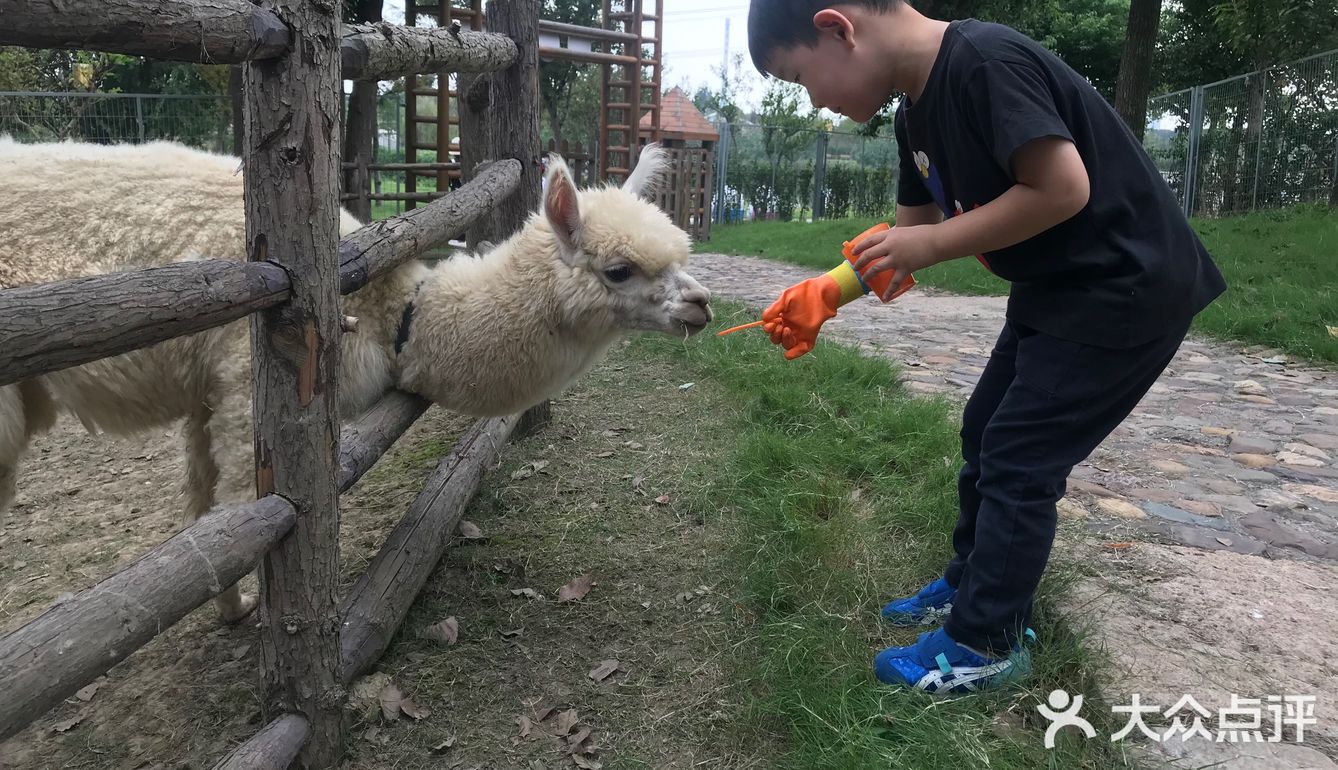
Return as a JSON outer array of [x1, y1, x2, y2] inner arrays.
[[761, 274, 843, 360], [851, 225, 944, 301]]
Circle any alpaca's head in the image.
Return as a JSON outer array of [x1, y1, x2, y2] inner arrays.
[[539, 144, 712, 337]]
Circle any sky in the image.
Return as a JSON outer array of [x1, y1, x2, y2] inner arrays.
[[379, 1, 765, 110]]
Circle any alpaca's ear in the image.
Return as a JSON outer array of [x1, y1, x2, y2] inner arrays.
[[543, 154, 582, 258], [622, 142, 666, 200]]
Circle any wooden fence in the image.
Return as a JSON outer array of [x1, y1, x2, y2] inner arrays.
[[0, 0, 543, 765], [654, 145, 714, 241]]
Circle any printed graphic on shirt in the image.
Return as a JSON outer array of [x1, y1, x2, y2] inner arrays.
[[913, 150, 993, 272]]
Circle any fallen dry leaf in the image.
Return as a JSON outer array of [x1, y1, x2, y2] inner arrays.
[[588, 659, 620, 682], [573, 754, 603, 769], [430, 737, 456, 754], [422, 616, 459, 645], [534, 704, 556, 722], [51, 715, 83, 733], [458, 521, 484, 540], [1105, 542, 1134, 550], [624, 441, 644, 450], [567, 726, 593, 752], [596, 451, 614, 458], [558, 573, 595, 603], [74, 681, 101, 702], [1327, 325, 1338, 340], [379, 684, 403, 722], [499, 628, 524, 639], [517, 715, 534, 738], [653, 495, 670, 505], [400, 697, 431, 721], [556, 708, 579, 736], [510, 587, 538, 599], [1216, 536, 1234, 546], [631, 475, 645, 488]]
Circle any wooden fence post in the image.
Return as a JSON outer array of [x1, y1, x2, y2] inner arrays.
[[483, 0, 542, 240], [243, 0, 346, 765]]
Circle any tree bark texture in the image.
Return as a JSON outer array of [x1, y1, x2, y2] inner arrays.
[[341, 23, 518, 80], [337, 390, 430, 493], [339, 414, 517, 682], [481, 0, 543, 242], [0, 0, 289, 63], [0, 260, 289, 388], [211, 714, 311, 770], [1113, 0, 1162, 142], [337, 158, 520, 293], [243, 0, 346, 764], [0, 497, 295, 743], [457, 70, 495, 250], [341, 0, 383, 224], [342, 80, 378, 223]]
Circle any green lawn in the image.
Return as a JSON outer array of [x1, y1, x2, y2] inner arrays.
[[698, 205, 1338, 364], [625, 301, 1135, 768]]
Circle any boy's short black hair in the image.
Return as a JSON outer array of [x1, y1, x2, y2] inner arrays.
[[748, 0, 903, 76]]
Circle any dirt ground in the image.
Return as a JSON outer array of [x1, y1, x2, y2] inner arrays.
[[0, 343, 760, 769]]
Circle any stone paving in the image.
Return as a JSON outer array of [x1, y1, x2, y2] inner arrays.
[[691, 251, 1338, 565]]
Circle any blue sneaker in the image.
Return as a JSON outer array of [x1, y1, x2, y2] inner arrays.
[[873, 627, 1033, 695], [881, 577, 955, 627]]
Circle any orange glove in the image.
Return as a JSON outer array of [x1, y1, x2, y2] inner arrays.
[[762, 274, 842, 360], [762, 261, 864, 360]]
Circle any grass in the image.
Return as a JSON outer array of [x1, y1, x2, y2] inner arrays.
[[624, 300, 1135, 768], [697, 205, 1338, 364]]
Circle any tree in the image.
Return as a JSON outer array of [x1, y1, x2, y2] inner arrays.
[[539, 0, 601, 146], [758, 81, 818, 218], [1113, 0, 1161, 140]]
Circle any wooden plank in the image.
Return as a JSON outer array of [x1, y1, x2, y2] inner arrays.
[[0, 0, 288, 63], [338, 158, 519, 294], [342, 23, 518, 80], [0, 497, 295, 742], [337, 390, 431, 492], [339, 415, 518, 682], [0, 260, 288, 388], [211, 714, 310, 770], [243, 0, 345, 764]]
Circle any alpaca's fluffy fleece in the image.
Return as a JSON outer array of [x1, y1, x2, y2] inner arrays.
[[0, 137, 709, 620]]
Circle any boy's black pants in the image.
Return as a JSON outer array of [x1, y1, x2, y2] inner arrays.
[[942, 316, 1190, 655]]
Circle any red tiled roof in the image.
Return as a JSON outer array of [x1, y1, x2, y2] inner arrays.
[[642, 86, 719, 142]]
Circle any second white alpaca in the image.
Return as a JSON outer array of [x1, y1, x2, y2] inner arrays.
[[0, 138, 712, 621]]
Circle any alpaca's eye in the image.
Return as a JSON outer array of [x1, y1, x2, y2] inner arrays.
[[603, 265, 634, 283]]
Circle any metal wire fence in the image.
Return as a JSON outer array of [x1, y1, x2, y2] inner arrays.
[[1145, 48, 1338, 217], [0, 91, 233, 150], [711, 122, 900, 223]]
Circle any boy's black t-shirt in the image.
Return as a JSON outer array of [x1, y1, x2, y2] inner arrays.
[[894, 19, 1226, 348]]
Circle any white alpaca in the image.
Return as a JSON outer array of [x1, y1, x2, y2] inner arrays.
[[0, 137, 712, 621]]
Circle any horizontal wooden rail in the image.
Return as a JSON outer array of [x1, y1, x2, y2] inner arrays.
[[537, 19, 639, 44], [338, 390, 431, 493], [211, 714, 310, 770], [340, 413, 518, 682], [339, 158, 520, 293], [0, 260, 289, 388], [2, 159, 517, 385], [0, 496, 296, 742], [539, 46, 637, 66], [0, 0, 289, 64], [342, 22, 518, 80]]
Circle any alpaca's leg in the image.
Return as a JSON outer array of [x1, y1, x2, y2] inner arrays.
[[0, 382, 47, 517], [184, 403, 258, 623]]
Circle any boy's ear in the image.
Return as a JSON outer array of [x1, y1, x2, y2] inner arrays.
[[812, 9, 856, 46]]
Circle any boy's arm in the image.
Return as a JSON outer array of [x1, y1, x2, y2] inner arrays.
[[923, 136, 1088, 258], [853, 137, 1089, 294]]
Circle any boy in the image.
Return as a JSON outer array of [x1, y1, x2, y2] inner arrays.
[[746, 0, 1227, 695]]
